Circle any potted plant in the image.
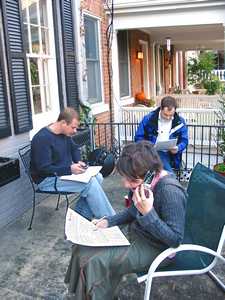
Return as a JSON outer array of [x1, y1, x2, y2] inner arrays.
[[213, 94, 225, 176], [73, 104, 92, 147]]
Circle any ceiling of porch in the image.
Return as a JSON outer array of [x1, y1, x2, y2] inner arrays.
[[141, 24, 224, 51]]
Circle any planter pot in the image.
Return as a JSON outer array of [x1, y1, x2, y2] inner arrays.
[[0, 157, 20, 187], [213, 163, 225, 177]]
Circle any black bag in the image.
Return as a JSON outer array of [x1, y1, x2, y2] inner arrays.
[[88, 148, 115, 177]]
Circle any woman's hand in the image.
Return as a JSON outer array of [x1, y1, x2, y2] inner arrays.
[[92, 218, 109, 229], [133, 184, 154, 215]]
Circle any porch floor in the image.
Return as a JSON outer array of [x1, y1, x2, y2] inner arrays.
[[0, 174, 224, 299]]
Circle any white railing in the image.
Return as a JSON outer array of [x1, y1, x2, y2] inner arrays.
[[155, 94, 220, 109], [119, 106, 222, 145], [212, 69, 225, 81]]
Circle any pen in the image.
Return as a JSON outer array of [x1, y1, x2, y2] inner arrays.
[[93, 216, 106, 231]]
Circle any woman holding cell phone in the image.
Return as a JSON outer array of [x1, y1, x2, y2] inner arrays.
[[65, 141, 187, 300]]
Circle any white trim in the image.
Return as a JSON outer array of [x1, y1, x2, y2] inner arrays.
[[120, 97, 135, 106], [91, 103, 109, 115], [83, 13, 105, 106], [106, 1, 225, 15], [26, 0, 60, 135], [83, 10, 102, 21]]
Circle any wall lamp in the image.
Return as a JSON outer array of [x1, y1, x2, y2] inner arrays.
[[166, 37, 171, 52], [136, 51, 144, 60]]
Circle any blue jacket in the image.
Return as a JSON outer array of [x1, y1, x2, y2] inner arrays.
[[134, 107, 188, 169]]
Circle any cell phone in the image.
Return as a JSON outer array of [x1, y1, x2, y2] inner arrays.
[[138, 183, 151, 198], [82, 164, 89, 169], [143, 183, 151, 198]]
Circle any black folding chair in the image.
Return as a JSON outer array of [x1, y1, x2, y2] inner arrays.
[[18, 144, 75, 230]]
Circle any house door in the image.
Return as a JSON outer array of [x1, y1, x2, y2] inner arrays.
[[139, 40, 150, 98]]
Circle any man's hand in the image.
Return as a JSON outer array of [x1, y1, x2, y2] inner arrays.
[[169, 146, 178, 154], [78, 161, 88, 169], [71, 162, 86, 174], [133, 184, 154, 215]]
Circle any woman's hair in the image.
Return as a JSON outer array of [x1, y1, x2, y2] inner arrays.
[[116, 141, 163, 180], [57, 107, 79, 124]]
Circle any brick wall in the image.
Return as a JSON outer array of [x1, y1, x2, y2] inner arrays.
[[81, 0, 111, 125]]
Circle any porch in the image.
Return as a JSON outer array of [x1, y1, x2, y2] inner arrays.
[[0, 174, 224, 299]]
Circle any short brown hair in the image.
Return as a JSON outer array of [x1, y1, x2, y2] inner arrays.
[[57, 107, 79, 124], [116, 141, 162, 180], [160, 96, 177, 110]]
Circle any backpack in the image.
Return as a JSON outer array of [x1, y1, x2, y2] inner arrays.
[[88, 148, 115, 177]]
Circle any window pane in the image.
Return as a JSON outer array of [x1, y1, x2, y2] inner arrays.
[[31, 25, 40, 53], [43, 86, 51, 111], [32, 86, 42, 114], [87, 61, 102, 104], [29, 0, 38, 25], [21, 0, 28, 23], [119, 63, 129, 97], [30, 58, 39, 85], [23, 24, 29, 52], [39, 0, 48, 26], [41, 28, 49, 54], [118, 31, 130, 97], [84, 17, 97, 59], [42, 60, 50, 110], [118, 31, 128, 62]]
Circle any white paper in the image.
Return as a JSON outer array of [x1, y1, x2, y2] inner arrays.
[[60, 166, 102, 183], [65, 208, 130, 247], [154, 138, 177, 151]]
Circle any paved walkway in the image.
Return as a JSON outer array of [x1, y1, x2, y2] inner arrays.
[[0, 174, 224, 299]]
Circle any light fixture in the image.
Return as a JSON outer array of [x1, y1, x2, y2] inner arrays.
[[166, 37, 171, 52], [136, 51, 144, 60]]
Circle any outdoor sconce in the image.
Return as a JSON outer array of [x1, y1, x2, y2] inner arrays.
[[166, 37, 171, 52], [136, 51, 144, 60]]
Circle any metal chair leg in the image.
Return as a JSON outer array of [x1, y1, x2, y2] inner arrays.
[[56, 194, 61, 210], [28, 192, 36, 230], [208, 270, 225, 292], [65, 194, 69, 211]]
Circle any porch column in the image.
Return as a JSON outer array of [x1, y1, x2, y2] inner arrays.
[[150, 41, 156, 101], [156, 44, 162, 96], [111, 29, 120, 123]]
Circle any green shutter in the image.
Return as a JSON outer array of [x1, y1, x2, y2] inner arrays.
[[2, 0, 32, 134]]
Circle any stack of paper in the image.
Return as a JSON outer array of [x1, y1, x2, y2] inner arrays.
[[65, 208, 130, 247], [60, 166, 102, 183], [154, 138, 177, 151]]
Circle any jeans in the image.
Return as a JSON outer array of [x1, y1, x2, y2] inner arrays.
[[158, 151, 174, 173], [38, 173, 115, 220]]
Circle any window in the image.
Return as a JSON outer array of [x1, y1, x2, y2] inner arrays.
[[84, 15, 102, 105], [117, 31, 130, 97], [21, 0, 54, 114]]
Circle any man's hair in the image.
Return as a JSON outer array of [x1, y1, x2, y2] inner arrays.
[[160, 96, 177, 110], [57, 107, 79, 124], [116, 141, 162, 180]]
